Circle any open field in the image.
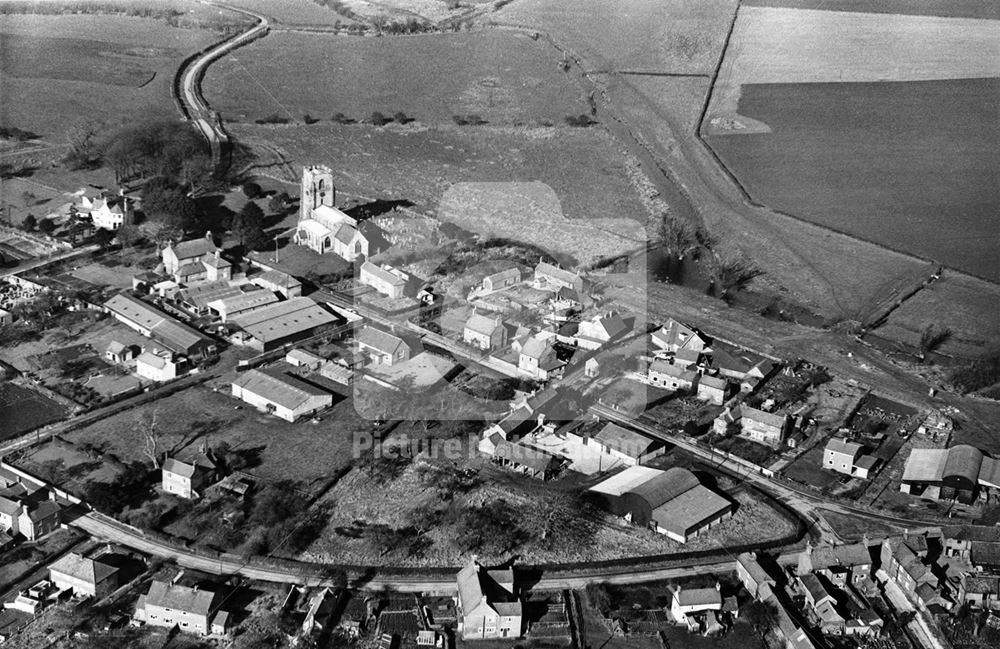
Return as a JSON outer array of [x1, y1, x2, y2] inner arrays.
[[495, 0, 737, 75], [707, 77, 1000, 281], [204, 30, 587, 125], [707, 6, 1000, 126], [216, 0, 359, 25], [62, 384, 368, 489], [231, 122, 654, 260], [0, 382, 67, 440], [743, 0, 1000, 20], [875, 273, 1000, 357], [0, 14, 220, 144]]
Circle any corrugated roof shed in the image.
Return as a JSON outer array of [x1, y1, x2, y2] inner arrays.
[[230, 297, 337, 344], [232, 369, 330, 410]]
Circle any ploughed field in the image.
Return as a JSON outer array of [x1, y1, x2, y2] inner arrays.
[[707, 77, 1000, 281], [0, 383, 67, 441]]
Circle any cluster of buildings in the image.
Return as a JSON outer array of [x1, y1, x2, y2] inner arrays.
[[0, 467, 62, 546]]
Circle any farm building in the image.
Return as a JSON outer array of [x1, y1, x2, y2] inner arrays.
[[482, 267, 520, 292], [588, 466, 733, 543], [229, 297, 339, 352], [899, 445, 1000, 503], [455, 561, 523, 640], [463, 313, 506, 351], [359, 261, 406, 298], [103, 293, 216, 358], [356, 326, 412, 366], [589, 422, 664, 467], [48, 553, 119, 598], [231, 369, 332, 422], [285, 349, 326, 370], [250, 269, 302, 298], [206, 290, 279, 322], [491, 439, 562, 480]]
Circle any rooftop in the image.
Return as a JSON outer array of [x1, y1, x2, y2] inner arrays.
[[230, 297, 338, 344], [356, 326, 407, 356], [145, 581, 216, 617], [232, 369, 330, 410], [49, 553, 118, 585], [593, 422, 658, 458], [104, 293, 212, 354]]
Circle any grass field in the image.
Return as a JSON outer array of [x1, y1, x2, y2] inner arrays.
[[707, 78, 1000, 281], [204, 30, 586, 125], [231, 122, 655, 259], [215, 0, 359, 25], [0, 14, 220, 144], [495, 0, 737, 75], [875, 273, 1000, 356], [0, 382, 67, 440], [742, 0, 1000, 20]]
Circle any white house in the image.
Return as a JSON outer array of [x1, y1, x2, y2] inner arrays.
[[823, 438, 879, 479], [135, 350, 179, 382], [162, 451, 217, 500], [518, 335, 565, 381], [359, 261, 406, 299], [575, 311, 628, 350], [464, 313, 506, 351], [482, 268, 520, 292], [651, 319, 709, 354], [670, 585, 723, 629], [356, 326, 412, 366], [87, 195, 134, 231]]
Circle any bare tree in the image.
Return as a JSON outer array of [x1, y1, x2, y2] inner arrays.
[[138, 409, 162, 468], [657, 213, 698, 261]]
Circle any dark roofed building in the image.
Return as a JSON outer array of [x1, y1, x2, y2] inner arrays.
[[356, 326, 413, 366], [104, 293, 216, 357], [590, 422, 664, 467]]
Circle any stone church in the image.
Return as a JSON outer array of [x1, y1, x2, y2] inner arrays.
[[293, 165, 386, 261]]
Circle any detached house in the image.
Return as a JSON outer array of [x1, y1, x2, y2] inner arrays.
[[48, 553, 119, 598], [651, 319, 709, 354], [670, 585, 722, 630], [161, 236, 231, 284], [359, 261, 406, 299], [464, 313, 507, 351], [518, 335, 565, 381], [87, 195, 134, 231], [456, 561, 523, 640], [534, 261, 584, 293], [482, 268, 520, 292], [740, 406, 791, 448], [823, 438, 880, 480], [162, 449, 217, 500], [575, 311, 629, 350], [135, 350, 179, 382], [356, 326, 413, 366]]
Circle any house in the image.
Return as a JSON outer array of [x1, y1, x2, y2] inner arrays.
[[135, 350, 179, 382], [229, 297, 339, 352], [250, 269, 302, 298], [798, 574, 845, 633], [104, 293, 216, 358], [464, 313, 507, 351], [359, 261, 406, 299], [105, 341, 136, 364], [206, 290, 279, 322], [651, 319, 709, 354], [585, 357, 600, 378], [534, 261, 584, 293], [736, 552, 776, 600], [135, 581, 225, 635], [575, 311, 629, 350], [48, 553, 119, 598], [670, 585, 722, 630], [482, 268, 520, 292], [696, 375, 730, 405], [799, 541, 873, 588], [161, 236, 231, 284], [958, 574, 1000, 611], [713, 406, 741, 436], [941, 525, 1000, 571], [589, 422, 664, 467], [899, 444, 1000, 503], [823, 438, 879, 479], [455, 561, 522, 640], [588, 466, 733, 543], [356, 326, 412, 366], [231, 369, 333, 422], [880, 535, 937, 598], [740, 406, 791, 448], [17, 499, 61, 541], [517, 335, 565, 381], [162, 450, 217, 499], [647, 360, 697, 392], [87, 194, 134, 231], [285, 349, 326, 371]]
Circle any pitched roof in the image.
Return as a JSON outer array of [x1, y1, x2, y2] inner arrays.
[[136, 351, 171, 370], [588, 465, 665, 497], [675, 587, 722, 608], [741, 406, 788, 429], [648, 360, 697, 382], [169, 238, 216, 260], [106, 341, 126, 355], [799, 573, 831, 604], [651, 319, 705, 350], [699, 375, 728, 390], [628, 467, 701, 510], [494, 440, 559, 473], [334, 223, 360, 245], [593, 423, 658, 458], [651, 485, 732, 537], [737, 552, 774, 586], [456, 561, 521, 619], [49, 553, 118, 585], [535, 261, 582, 287], [104, 293, 213, 354], [520, 335, 552, 360], [232, 369, 330, 410], [825, 438, 862, 457], [357, 326, 408, 357], [808, 542, 872, 570], [360, 261, 406, 287], [253, 269, 302, 290], [206, 289, 278, 315], [230, 297, 337, 344], [484, 267, 520, 285], [25, 500, 60, 522], [145, 581, 216, 617], [465, 313, 503, 337]]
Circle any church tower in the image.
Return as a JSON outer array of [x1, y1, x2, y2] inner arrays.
[[299, 165, 335, 223]]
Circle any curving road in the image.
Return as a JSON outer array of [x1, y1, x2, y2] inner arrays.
[[177, 1, 270, 170]]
